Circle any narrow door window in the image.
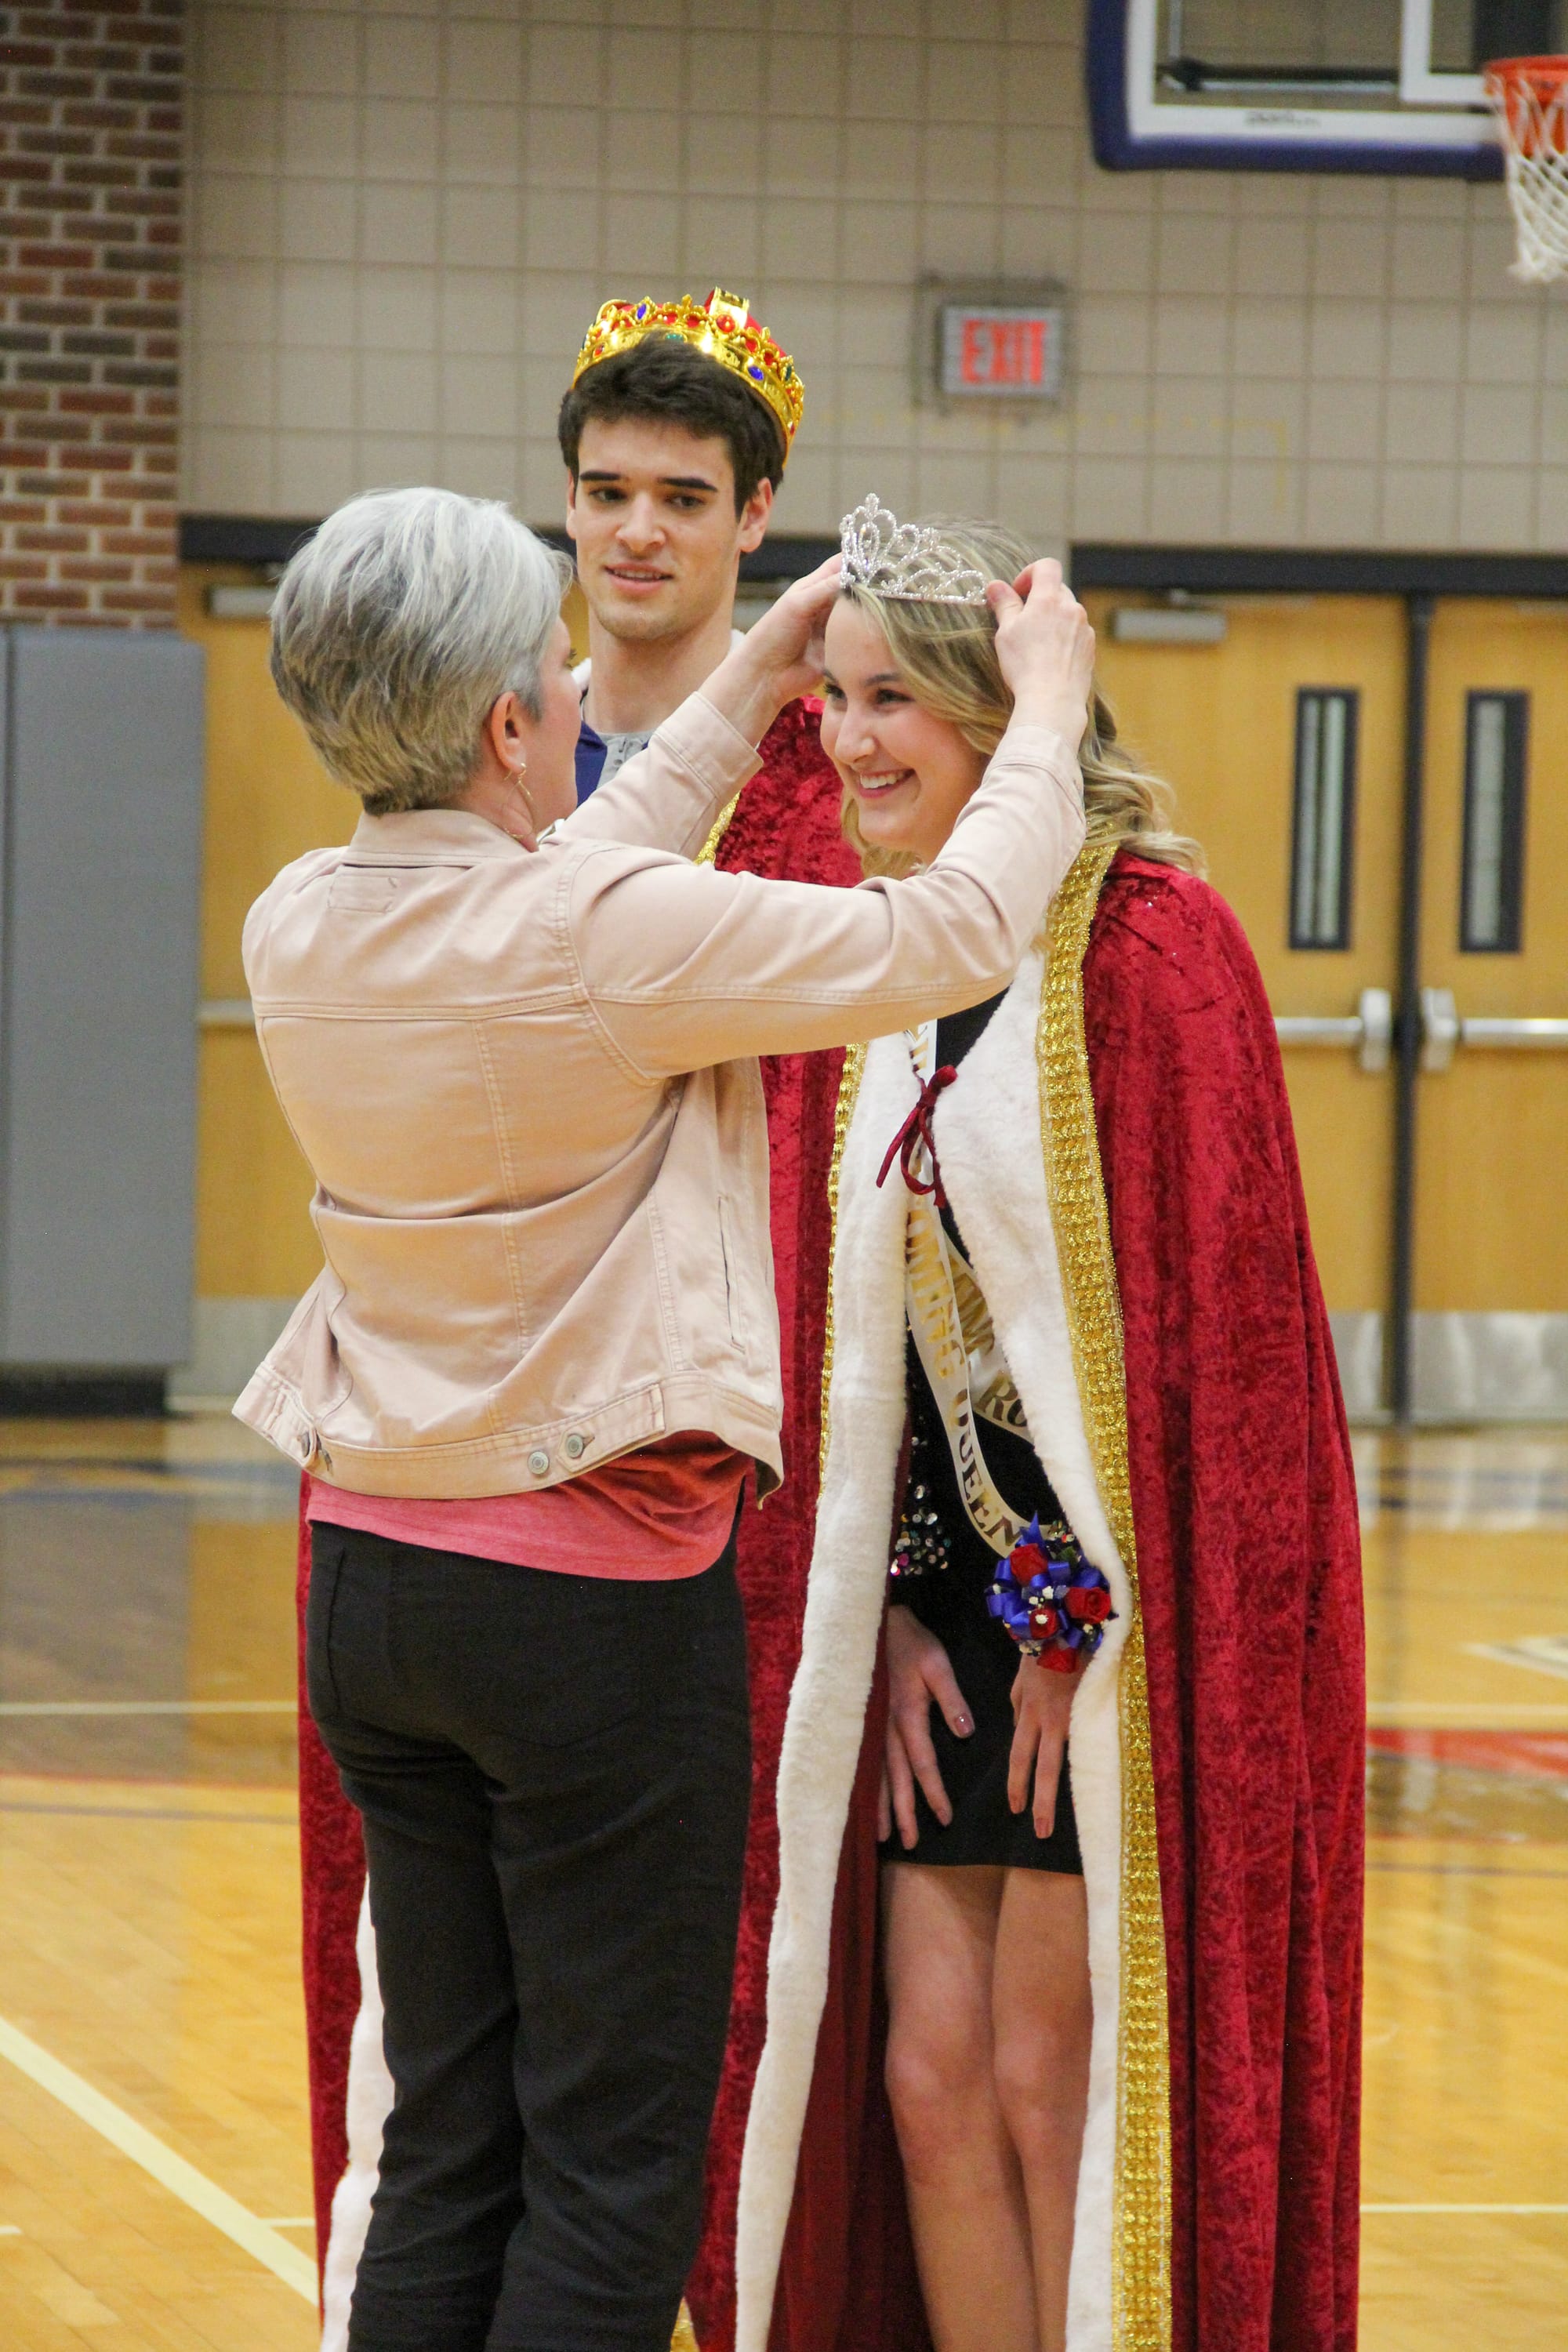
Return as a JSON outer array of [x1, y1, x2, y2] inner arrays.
[[1290, 688, 1357, 950], [1460, 690, 1528, 953]]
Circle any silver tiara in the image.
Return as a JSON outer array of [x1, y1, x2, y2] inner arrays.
[[839, 493, 989, 607]]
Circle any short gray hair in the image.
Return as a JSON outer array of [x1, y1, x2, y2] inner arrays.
[[270, 487, 572, 815]]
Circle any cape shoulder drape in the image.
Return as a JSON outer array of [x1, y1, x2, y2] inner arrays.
[[724, 847, 1365, 2352]]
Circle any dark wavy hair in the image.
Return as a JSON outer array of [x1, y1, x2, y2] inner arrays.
[[557, 335, 786, 514]]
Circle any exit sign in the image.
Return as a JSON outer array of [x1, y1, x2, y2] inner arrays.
[[939, 302, 1065, 401]]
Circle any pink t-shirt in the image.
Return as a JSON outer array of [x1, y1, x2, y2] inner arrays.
[[306, 1433, 749, 1581]]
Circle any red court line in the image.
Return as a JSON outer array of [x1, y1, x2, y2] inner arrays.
[[1368, 1729, 1568, 1781]]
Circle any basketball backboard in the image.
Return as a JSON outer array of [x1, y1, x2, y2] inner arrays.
[[1086, 0, 1564, 174]]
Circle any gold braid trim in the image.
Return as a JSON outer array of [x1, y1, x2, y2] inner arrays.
[[818, 1040, 868, 1478], [671, 2301, 701, 2352], [1038, 844, 1172, 2352], [696, 792, 743, 866]]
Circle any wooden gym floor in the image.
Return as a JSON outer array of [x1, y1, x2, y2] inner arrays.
[[0, 1419, 1565, 2350]]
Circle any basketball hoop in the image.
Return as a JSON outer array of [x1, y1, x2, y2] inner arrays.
[[1484, 56, 1568, 284]]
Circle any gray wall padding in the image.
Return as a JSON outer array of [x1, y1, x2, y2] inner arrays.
[[0, 626, 206, 1371]]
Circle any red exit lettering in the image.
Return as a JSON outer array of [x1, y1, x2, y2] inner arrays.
[[953, 310, 1052, 392]]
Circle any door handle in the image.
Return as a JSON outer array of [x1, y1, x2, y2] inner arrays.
[[1459, 1015, 1568, 1048], [1420, 986, 1461, 1073], [1274, 987, 1392, 1073], [1418, 989, 1568, 1069]]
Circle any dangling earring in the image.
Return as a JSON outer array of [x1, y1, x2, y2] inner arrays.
[[510, 760, 535, 826]]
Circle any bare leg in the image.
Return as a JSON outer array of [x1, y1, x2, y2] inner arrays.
[[881, 1864, 1037, 2352], [991, 1869, 1092, 2352]]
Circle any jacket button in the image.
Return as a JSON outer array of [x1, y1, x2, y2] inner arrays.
[[563, 1432, 587, 1461], [528, 1448, 550, 1477]]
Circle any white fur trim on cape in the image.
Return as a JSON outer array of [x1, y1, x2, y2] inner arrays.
[[732, 1029, 916, 2351], [319, 1888, 392, 2352], [735, 953, 1134, 2352]]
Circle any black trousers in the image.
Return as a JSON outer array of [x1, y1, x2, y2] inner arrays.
[[307, 1519, 751, 2352]]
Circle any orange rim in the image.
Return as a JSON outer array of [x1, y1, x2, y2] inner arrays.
[[1485, 55, 1568, 156]]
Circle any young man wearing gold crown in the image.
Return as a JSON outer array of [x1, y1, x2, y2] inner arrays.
[[291, 295, 860, 2352]]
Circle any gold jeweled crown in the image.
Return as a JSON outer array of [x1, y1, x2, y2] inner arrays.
[[572, 289, 804, 464]]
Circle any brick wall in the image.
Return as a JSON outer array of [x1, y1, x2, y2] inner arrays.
[[0, 0, 181, 626]]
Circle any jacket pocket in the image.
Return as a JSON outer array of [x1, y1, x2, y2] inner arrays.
[[717, 1194, 746, 1355]]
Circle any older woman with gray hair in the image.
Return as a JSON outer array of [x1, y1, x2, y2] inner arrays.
[[238, 483, 1094, 2352]]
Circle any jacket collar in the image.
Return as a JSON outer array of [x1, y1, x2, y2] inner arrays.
[[345, 807, 532, 865]]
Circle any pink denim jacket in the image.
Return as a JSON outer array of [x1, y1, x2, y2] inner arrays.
[[235, 691, 1083, 1501]]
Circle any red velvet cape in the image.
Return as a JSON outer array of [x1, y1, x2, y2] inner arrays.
[[741, 855, 1366, 2352], [292, 700, 860, 2298]]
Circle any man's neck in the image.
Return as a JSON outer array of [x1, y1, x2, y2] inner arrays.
[[583, 601, 741, 737]]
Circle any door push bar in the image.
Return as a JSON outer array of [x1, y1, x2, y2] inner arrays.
[[1274, 988, 1393, 1073], [1419, 988, 1568, 1073], [205, 988, 1565, 1072]]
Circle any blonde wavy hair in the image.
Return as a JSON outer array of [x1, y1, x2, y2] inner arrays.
[[835, 517, 1203, 881]]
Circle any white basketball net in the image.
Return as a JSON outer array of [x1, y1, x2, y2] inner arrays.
[[1486, 64, 1568, 285]]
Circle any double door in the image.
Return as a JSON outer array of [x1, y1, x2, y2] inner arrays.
[[1084, 589, 1568, 1421]]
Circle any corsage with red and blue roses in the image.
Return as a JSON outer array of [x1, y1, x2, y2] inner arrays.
[[985, 1512, 1116, 1675]]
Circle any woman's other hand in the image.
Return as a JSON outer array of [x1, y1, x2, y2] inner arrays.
[[985, 558, 1094, 753], [702, 554, 843, 743], [879, 1602, 974, 1851], [1007, 1653, 1079, 1840]]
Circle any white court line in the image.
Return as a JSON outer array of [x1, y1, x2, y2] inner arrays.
[[1363, 2202, 1568, 2214], [1368, 1700, 1568, 1718], [0, 2223, 20, 2236], [1466, 1639, 1568, 1686], [0, 2015, 315, 2301], [0, 1700, 294, 1716]]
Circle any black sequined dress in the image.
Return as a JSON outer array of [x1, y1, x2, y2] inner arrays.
[[879, 989, 1083, 1875]]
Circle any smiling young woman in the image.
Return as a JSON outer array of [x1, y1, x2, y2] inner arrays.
[[822, 515, 1196, 886], [735, 509, 1364, 2352]]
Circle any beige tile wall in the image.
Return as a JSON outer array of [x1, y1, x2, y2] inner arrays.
[[182, 0, 1567, 552]]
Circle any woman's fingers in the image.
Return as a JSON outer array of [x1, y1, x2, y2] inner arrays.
[[1016, 557, 1065, 598], [883, 1606, 962, 1839], [877, 1761, 892, 1844], [1009, 1655, 1075, 1835], [729, 553, 842, 708], [769, 554, 842, 650], [990, 563, 1097, 742], [886, 1722, 920, 1849], [924, 1650, 975, 1740], [897, 1697, 953, 1828], [1007, 1706, 1040, 1817], [1033, 1722, 1064, 1840], [790, 549, 845, 612]]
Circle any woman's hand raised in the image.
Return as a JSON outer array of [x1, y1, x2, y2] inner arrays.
[[700, 553, 842, 745], [985, 557, 1095, 752]]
